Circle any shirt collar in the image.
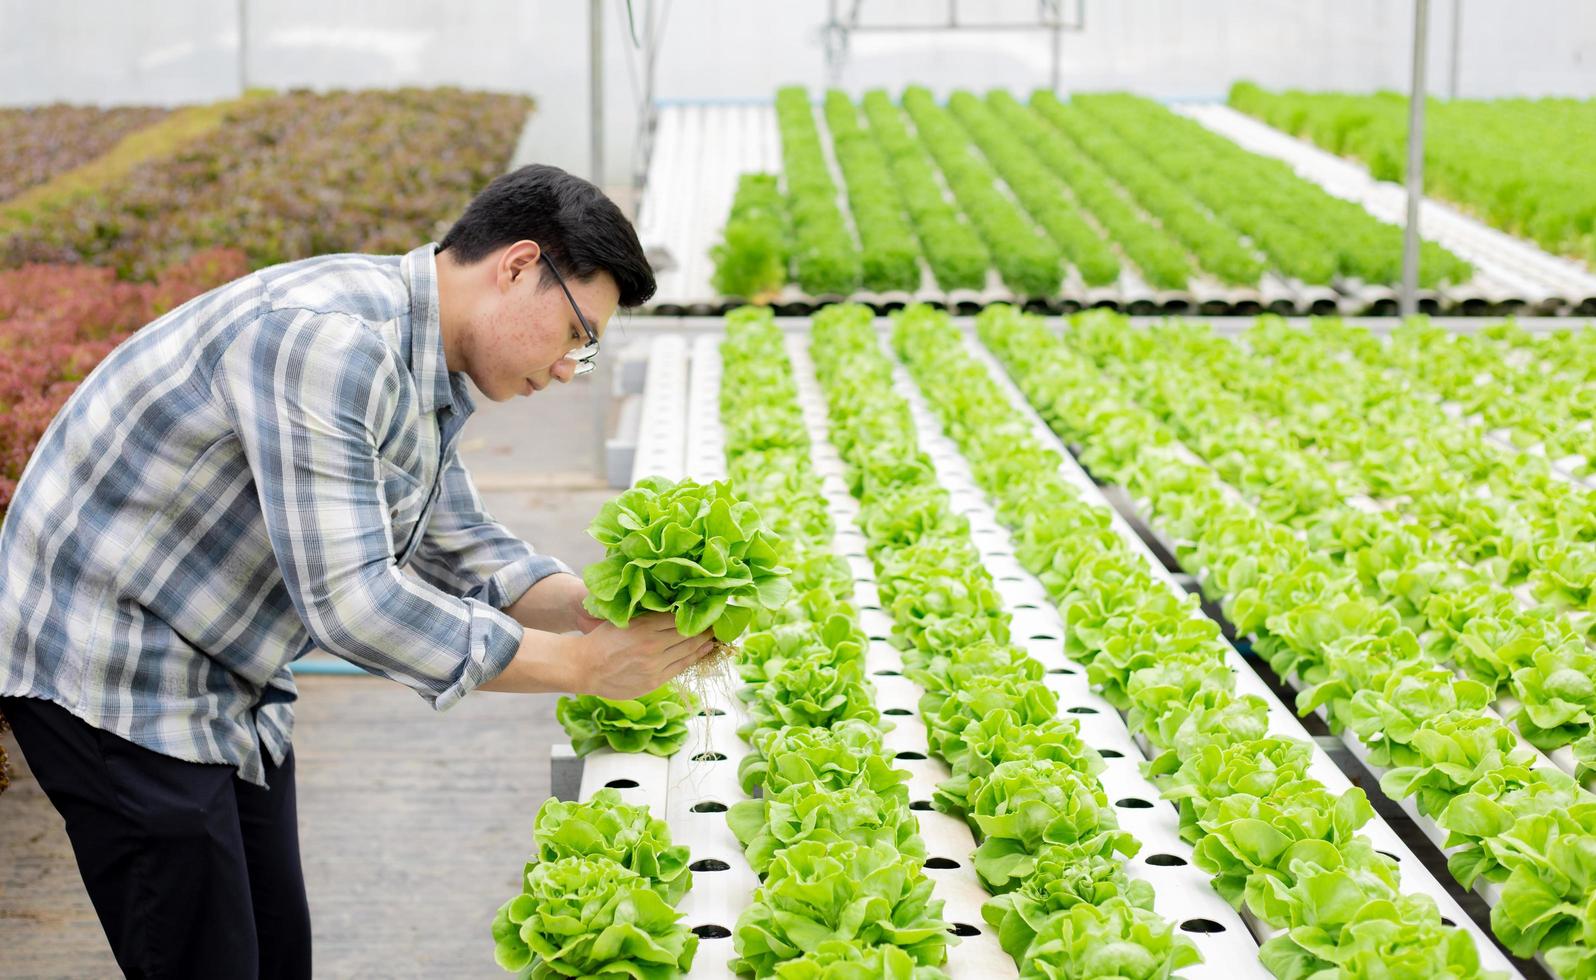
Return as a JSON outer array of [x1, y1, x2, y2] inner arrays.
[[400, 243, 461, 417]]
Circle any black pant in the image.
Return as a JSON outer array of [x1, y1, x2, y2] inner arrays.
[[2, 696, 312, 980]]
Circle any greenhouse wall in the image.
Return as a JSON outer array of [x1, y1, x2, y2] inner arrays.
[[2, 0, 1593, 186]]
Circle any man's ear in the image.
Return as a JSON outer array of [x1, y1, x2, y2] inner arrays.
[[501, 240, 542, 286]]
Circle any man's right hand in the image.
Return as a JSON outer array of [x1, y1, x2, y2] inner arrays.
[[570, 612, 715, 699]]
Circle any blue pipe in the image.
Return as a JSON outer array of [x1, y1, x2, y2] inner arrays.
[[289, 659, 370, 676]]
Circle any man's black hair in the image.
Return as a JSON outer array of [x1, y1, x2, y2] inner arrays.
[[437, 163, 656, 308]]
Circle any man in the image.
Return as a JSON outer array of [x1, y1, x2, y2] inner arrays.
[[0, 164, 711, 978]]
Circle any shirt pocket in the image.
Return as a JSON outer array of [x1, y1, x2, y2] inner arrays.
[[378, 458, 428, 560]]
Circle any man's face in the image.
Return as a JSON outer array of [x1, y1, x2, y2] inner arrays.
[[469, 249, 618, 402]]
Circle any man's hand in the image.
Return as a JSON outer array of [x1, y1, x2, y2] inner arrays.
[[479, 611, 712, 697], [572, 612, 714, 699], [505, 572, 593, 634]]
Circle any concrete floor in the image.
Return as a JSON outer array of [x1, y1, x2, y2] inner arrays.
[[0, 374, 618, 978]]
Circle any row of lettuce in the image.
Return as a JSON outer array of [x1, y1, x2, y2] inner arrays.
[[1229, 83, 1596, 266], [495, 473, 797, 977], [512, 311, 952, 976], [0, 104, 169, 204], [718, 310, 956, 976], [711, 87, 1473, 302], [522, 303, 1594, 976], [1072, 314, 1596, 761], [889, 303, 1500, 977], [2, 88, 529, 280], [811, 301, 1214, 976], [1369, 319, 1594, 478], [978, 305, 1594, 976]]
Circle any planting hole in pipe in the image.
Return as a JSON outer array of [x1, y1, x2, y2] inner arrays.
[[1046, 667, 1076, 675], [1067, 706, 1099, 715], [1146, 853, 1188, 867], [698, 708, 725, 717], [692, 925, 731, 939], [1098, 749, 1125, 759], [1180, 919, 1225, 934], [691, 801, 728, 813], [1030, 633, 1058, 641], [884, 708, 912, 716], [1115, 797, 1154, 809], [873, 668, 902, 676], [1376, 850, 1402, 864], [692, 752, 728, 762], [924, 857, 960, 869], [605, 778, 640, 789], [949, 923, 981, 937], [896, 750, 927, 761], [690, 859, 731, 872], [910, 800, 933, 811]]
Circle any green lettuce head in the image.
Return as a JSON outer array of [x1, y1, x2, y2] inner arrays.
[[583, 477, 791, 643], [555, 685, 697, 757], [525, 789, 692, 904], [491, 855, 697, 977]]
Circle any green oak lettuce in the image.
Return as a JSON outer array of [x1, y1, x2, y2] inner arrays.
[[731, 840, 951, 975], [491, 855, 697, 978], [523, 789, 692, 903], [582, 477, 791, 643], [556, 685, 697, 757]]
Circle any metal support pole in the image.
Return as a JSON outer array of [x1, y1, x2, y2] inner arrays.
[[1050, 18, 1062, 90], [824, 0, 842, 88], [1448, 0, 1462, 99], [589, 0, 604, 186], [589, 0, 607, 476], [1400, 0, 1430, 318], [237, 0, 249, 94]]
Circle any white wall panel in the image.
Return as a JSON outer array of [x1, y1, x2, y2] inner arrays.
[[1, 1, 1593, 186]]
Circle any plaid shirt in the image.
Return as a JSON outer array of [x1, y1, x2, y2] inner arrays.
[[0, 244, 569, 786]]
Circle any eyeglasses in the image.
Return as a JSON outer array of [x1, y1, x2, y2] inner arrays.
[[541, 253, 600, 377]]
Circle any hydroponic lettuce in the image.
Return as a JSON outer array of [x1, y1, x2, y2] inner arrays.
[[736, 651, 881, 741], [967, 759, 1137, 893], [555, 686, 697, 757], [491, 855, 697, 978], [981, 840, 1156, 963], [970, 303, 1569, 969], [1191, 777, 1375, 908], [917, 673, 1058, 774], [711, 172, 789, 300], [1259, 888, 1488, 980], [1438, 766, 1585, 889], [736, 615, 864, 687], [1488, 805, 1596, 959], [1160, 737, 1312, 843], [772, 939, 950, 980], [522, 789, 692, 904], [728, 781, 923, 873], [934, 713, 1102, 819], [736, 719, 908, 801], [731, 840, 952, 976], [1019, 897, 1200, 980], [582, 476, 791, 643]]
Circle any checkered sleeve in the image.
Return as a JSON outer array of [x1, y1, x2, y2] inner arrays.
[[213, 309, 525, 708], [408, 452, 575, 607]]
